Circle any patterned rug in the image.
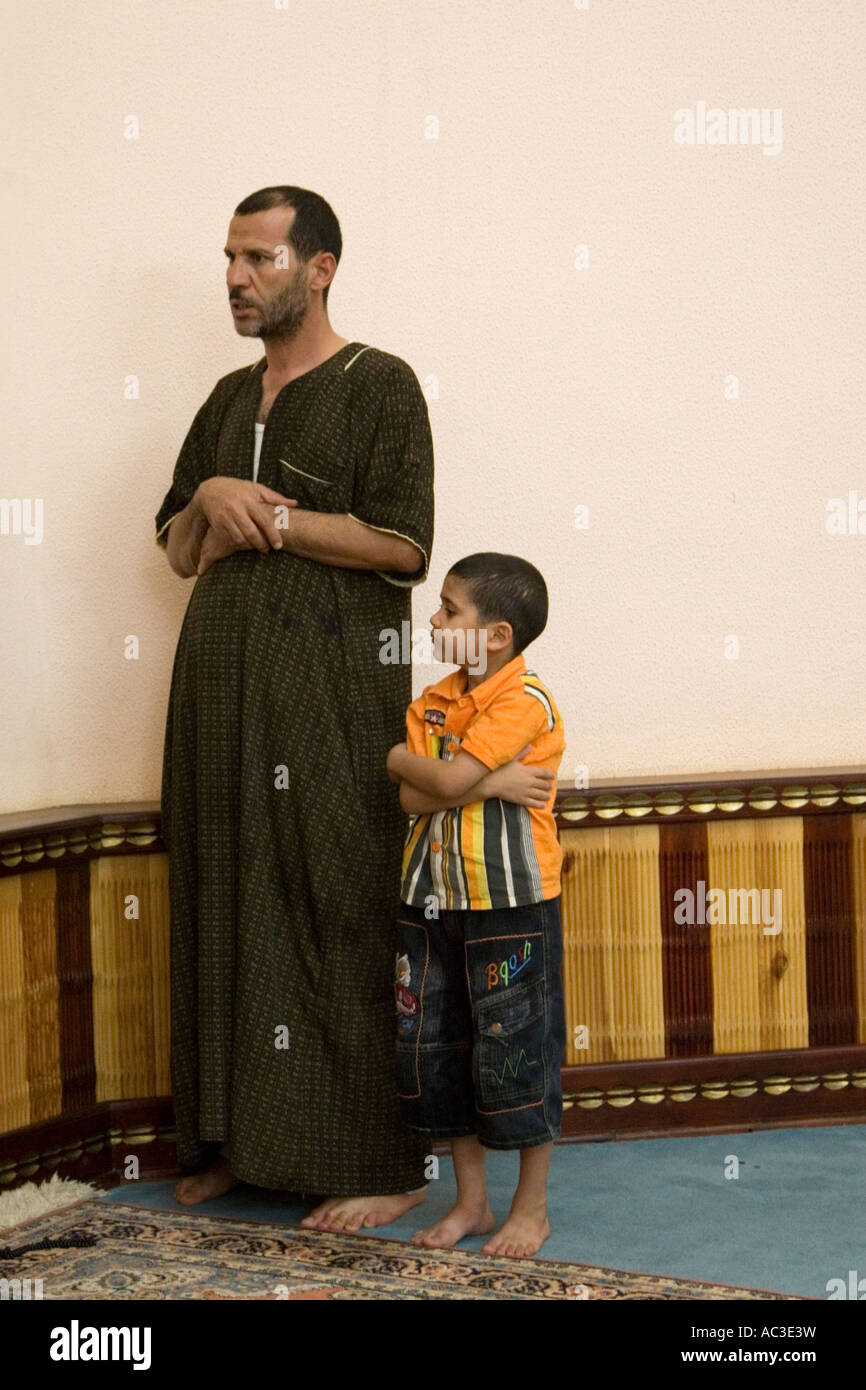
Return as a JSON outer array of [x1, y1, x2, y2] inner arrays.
[[0, 1200, 804, 1300]]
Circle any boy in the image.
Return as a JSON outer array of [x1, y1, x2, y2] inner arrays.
[[385, 552, 566, 1257]]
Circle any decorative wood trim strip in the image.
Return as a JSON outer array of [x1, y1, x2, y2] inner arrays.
[[56, 860, 96, 1113], [556, 771, 866, 829], [0, 807, 162, 878], [559, 1045, 866, 1138], [0, 1098, 175, 1189], [804, 815, 858, 1046], [659, 822, 713, 1056], [564, 1066, 866, 1109]]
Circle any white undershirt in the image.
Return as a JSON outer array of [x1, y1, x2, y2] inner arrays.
[[252, 422, 265, 482]]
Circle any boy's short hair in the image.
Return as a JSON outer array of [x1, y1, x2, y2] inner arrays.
[[447, 553, 549, 655]]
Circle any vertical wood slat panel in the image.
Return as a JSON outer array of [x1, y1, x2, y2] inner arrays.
[[0, 875, 29, 1132], [707, 818, 808, 1054], [560, 826, 665, 1063], [19, 869, 62, 1123], [658, 822, 713, 1056], [804, 815, 857, 1046], [56, 859, 96, 1112], [851, 817, 866, 1044], [90, 855, 170, 1102]]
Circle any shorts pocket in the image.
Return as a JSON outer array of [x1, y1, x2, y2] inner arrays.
[[395, 918, 427, 1099], [473, 978, 546, 1112]]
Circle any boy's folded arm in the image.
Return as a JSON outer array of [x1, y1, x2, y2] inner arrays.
[[395, 748, 491, 798], [399, 775, 494, 815]]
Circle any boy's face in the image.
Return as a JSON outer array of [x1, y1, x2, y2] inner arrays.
[[430, 574, 511, 672]]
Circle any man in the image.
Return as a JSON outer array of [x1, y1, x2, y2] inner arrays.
[[154, 186, 434, 1230]]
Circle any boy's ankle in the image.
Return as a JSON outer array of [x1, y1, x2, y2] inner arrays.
[[510, 1194, 548, 1217], [454, 1195, 493, 1213]]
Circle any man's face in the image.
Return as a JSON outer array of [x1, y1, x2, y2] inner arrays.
[[224, 208, 310, 341]]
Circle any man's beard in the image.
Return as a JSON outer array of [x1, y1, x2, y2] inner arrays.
[[233, 269, 310, 341]]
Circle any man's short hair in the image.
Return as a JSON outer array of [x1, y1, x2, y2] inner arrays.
[[233, 186, 342, 306], [447, 553, 549, 655]]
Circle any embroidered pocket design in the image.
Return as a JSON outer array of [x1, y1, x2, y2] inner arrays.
[[474, 978, 546, 1111]]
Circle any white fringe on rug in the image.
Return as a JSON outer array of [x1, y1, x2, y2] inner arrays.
[[0, 1175, 99, 1230]]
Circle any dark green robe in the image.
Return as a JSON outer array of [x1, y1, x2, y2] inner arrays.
[[154, 342, 434, 1193]]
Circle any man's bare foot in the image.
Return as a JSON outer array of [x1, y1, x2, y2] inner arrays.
[[411, 1201, 495, 1249], [173, 1154, 239, 1206], [481, 1207, 550, 1257], [300, 1189, 426, 1232]]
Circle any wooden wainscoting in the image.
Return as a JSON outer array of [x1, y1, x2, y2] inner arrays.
[[0, 808, 170, 1188], [0, 775, 864, 1189], [555, 769, 866, 1138]]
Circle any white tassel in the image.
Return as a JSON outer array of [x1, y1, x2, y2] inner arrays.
[[0, 1174, 99, 1230]]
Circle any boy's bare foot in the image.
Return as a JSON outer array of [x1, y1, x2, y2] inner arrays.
[[300, 1189, 426, 1232], [481, 1207, 550, 1258], [411, 1201, 495, 1249], [173, 1154, 239, 1206]]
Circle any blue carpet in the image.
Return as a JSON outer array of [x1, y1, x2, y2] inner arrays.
[[98, 1124, 866, 1298]]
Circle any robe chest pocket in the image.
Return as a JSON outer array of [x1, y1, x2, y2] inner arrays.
[[279, 445, 347, 509]]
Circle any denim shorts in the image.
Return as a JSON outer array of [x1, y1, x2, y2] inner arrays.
[[394, 895, 566, 1150]]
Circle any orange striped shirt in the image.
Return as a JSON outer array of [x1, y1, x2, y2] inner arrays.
[[400, 654, 565, 910]]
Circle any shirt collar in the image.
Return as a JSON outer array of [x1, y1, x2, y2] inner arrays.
[[424, 653, 527, 711]]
